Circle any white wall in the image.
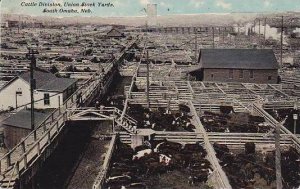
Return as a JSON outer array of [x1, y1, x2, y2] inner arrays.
[[0, 78, 30, 111], [0, 78, 64, 111], [34, 91, 63, 109]]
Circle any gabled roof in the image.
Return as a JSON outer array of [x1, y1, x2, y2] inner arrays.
[[2, 109, 53, 129], [19, 69, 77, 92], [199, 49, 279, 70], [106, 28, 125, 37]]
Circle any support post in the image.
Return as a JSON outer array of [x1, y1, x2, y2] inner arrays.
[[24, 154, 28, 169], [6, 153, 11, 167], [258, 19, 261, 48], [293, 113, 298, 134], [195, 32, 198, 63], [294, 118, 297, 134], [15, 92, 18, 109], [27, 48, 38, 140], [58, 95, 61, 114], [264, 18, 267, 48], [223, 27, 225, 42], [212, 27, 215, 49], [146, 50, 150, 108], [21, 141, 26, 153], [275, 123, 283, 189], [280, 16, 283, 70]]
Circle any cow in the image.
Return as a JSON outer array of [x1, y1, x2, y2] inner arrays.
[[132, 149, 152, 160]]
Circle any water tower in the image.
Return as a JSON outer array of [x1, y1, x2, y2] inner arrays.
[[147, 4, 157, 27]]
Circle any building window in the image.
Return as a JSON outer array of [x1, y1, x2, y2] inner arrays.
[[239, 70, 244, 78], [16, 88, 22, 96], [44, 93, 50, 105], [250, 70, 254, 78], [229, 69, 233, 79], [268, 76, 272, 80], [211, 74, 214, 79]]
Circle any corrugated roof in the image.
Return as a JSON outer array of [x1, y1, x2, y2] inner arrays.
[[19, 70, 77, 92], [2, 109, 53, 129], [199, 49, 279, 70]]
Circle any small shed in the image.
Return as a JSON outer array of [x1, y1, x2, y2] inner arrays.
[[2, 109, 53, 149]]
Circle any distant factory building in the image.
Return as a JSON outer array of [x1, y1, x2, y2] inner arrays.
[[0, 69, 77, 111], [197, 49, 279, 84], [146, 4, 157, 27], [106, 28, 125, 38]]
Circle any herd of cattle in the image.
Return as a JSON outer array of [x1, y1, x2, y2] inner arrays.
[[104, 139, 213, 189], [200, 111, 272, 133], [127, 104, 196, 132], [213, 142, 300, 189]]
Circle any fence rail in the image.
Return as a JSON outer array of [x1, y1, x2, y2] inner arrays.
[[92, 135, 116, 189]]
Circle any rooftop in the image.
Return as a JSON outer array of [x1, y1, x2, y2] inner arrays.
[[199, 49, 279, 70], [2, 109, 54, 129], [19, 69, 77, 92]]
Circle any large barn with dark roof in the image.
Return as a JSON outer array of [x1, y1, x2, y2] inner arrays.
[[198, 49, 279, 84]]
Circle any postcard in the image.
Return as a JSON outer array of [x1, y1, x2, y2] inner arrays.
[[0, 0, 299, 189]]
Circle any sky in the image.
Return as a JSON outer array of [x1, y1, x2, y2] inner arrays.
[[1, 0, 300, 17]]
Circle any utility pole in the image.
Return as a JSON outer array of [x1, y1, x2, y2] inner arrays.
[[212, 27, 215, 49], [146, 50, 150, 108], [223, 27, 225, 42], [264, 18, 267, 48], [294, 113, 298, 134], [280, 16, 284, 70], [18, 15, 20, 34], [258, 19, 261, 48], [275, 122, 283, 189], [27, 48, 39, 140], [195, 31, 198, 63], [294, 104, 298, 134]]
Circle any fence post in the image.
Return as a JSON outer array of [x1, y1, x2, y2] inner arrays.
[[34, 130, 37, 141], [15, 161, 20, 178], [43, 123, 47, 132], [51, 113, 54, 122], [21, 141, 26, 153], [37, 142, 41, 156], [24, 154, 28, 169], [7, 153, 11, 167], [56, 122, 59, 133], [47, 132, 51, 144]]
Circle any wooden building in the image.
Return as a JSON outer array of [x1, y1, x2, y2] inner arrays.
[[2, 109, 52, 149], [0, 69, 77, 111], [106, 28, 125, 38], [198, 49, 279, 84]]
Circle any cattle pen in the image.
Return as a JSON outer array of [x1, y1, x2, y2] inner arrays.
[[85, 59, 300, 189], [1, 28, 300, 189]]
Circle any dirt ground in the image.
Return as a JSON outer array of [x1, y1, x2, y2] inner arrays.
[[147, 170, 213, 189]]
